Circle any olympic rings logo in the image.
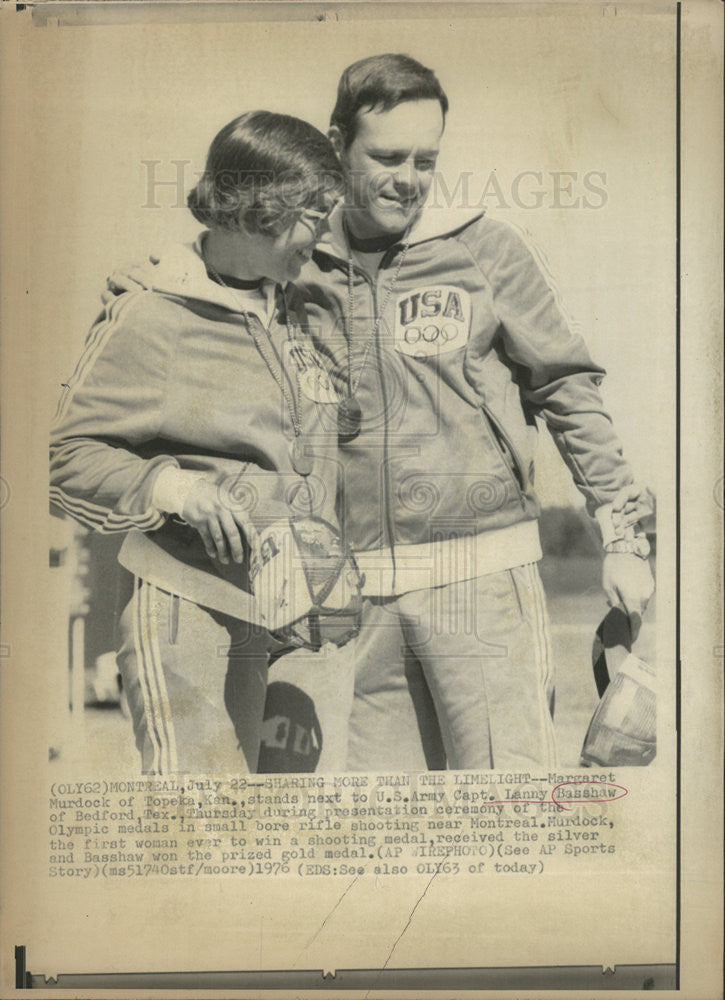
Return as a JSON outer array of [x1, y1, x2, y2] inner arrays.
[[403, 322, 460, 346], [299, 367, 341, 404], [285, 342, 342, 404]]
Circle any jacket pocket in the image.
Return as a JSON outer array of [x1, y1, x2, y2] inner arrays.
[[479, 403, 527, 499]]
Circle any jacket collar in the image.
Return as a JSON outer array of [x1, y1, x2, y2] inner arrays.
[[106, 235, 278, 315], [318, 202, 486, 263]]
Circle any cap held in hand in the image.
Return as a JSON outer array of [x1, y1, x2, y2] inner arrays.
[[580, 606, 656, 767]]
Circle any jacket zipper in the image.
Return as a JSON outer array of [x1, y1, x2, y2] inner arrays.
[[479, 402, 528, 508], [372, 269, 398, 585], [343, 258, 398, 580]]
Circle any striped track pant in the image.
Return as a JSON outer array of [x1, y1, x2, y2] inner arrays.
[[346, 563, 558, 771], [117, 578, 272, 774]]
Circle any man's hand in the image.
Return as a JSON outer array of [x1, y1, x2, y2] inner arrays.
[[602, 552, 655, 640], [611, 482, 656, 533], [181, 479, 259, 564]]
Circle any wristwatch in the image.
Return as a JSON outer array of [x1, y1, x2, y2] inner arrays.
[[605, 532, 651, 559]]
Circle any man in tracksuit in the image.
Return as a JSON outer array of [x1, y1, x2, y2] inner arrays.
[[297, 53, 655, 771]]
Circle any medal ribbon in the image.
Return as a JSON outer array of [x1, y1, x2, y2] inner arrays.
[[205, 256, 314, 481]]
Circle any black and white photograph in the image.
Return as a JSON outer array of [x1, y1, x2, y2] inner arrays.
[[1, 0, 721, 995], [45, 18, 663, 781]]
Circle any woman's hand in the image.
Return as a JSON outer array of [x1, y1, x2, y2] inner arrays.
[[181, 478, 259, 564]]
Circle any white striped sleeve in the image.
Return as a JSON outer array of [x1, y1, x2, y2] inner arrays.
[[50, 290, 177, 534]]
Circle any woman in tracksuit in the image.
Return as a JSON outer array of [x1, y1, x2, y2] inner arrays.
[[297, 54, 655, 771], [50, 111, 344, 774]]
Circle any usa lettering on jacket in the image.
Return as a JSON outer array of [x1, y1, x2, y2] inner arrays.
[[284, 342, 341, 404], [394, 285, 472, 358]]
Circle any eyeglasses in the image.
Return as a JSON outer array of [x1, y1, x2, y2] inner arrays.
[[297, 199, 341, 232]]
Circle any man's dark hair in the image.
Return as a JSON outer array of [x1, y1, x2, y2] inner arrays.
[[330, 53, 449, 148], [188, 110, 342, 235]]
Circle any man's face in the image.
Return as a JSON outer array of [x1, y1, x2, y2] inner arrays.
[[335, 99, 444, 240]]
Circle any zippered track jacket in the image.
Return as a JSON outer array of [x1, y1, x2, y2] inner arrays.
[[298, 207, 633, 595], [50, 239, 340, 621]]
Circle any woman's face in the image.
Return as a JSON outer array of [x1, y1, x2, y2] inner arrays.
[[251, 205, 334, 283]]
